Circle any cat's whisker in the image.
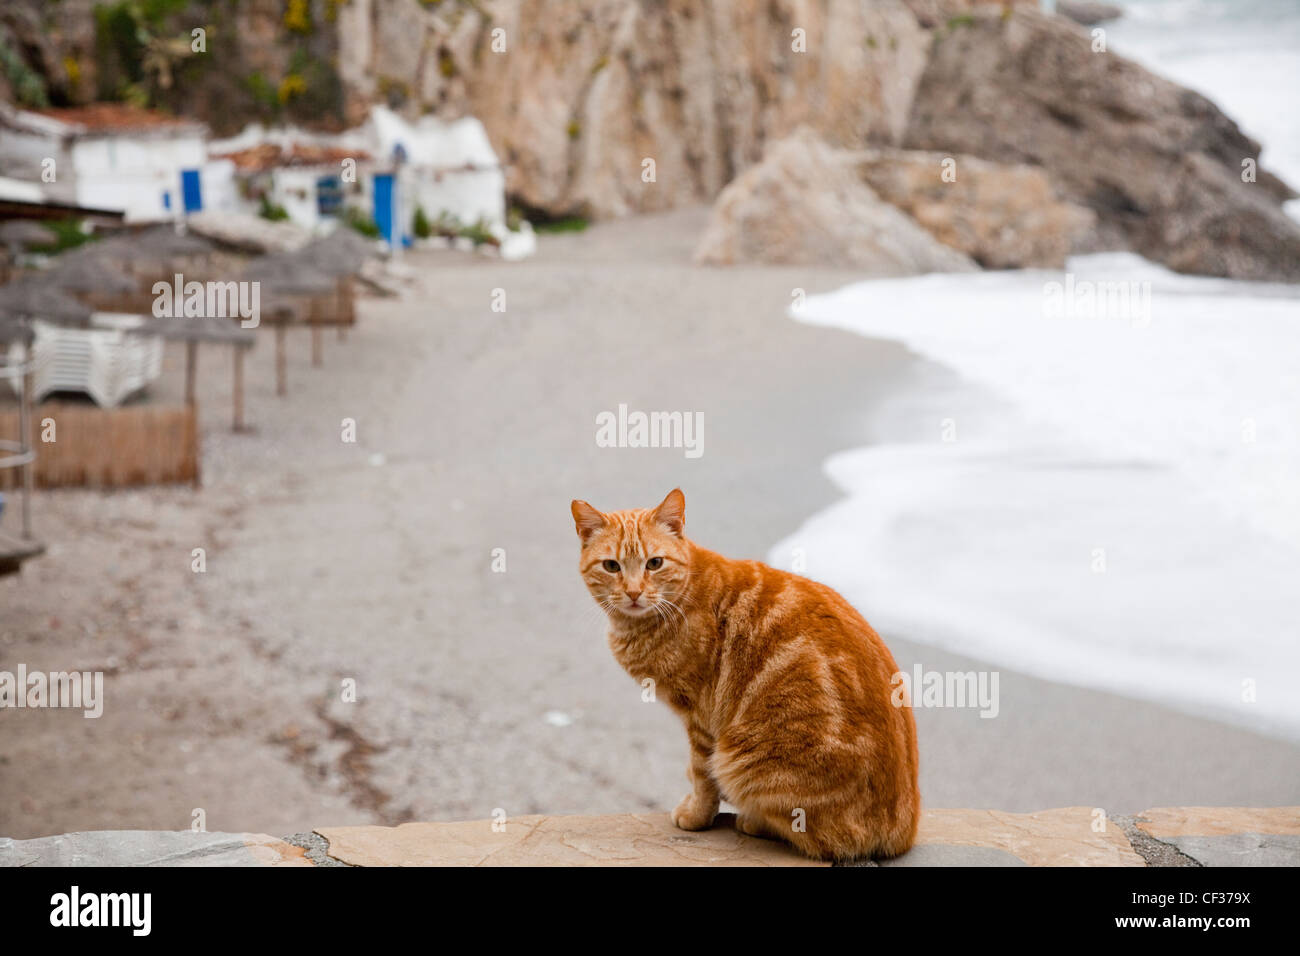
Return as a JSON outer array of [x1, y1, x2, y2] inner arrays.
[[572, 597, 617, 629], [657, 596, 688, 627]]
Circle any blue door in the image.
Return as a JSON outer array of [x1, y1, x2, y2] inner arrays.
[[373, 174, 395, 245], [181, 169, 203, 213], [316, 175, 343, 218]]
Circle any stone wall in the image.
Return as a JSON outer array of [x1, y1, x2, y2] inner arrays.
[[4, 807, 1296, 866]]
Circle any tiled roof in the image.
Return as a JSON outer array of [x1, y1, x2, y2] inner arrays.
[[214, 143, 371, 173], [33, 103, 202, 134]]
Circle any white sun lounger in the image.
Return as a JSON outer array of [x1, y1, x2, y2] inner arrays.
[[6, 314, 163, 407]]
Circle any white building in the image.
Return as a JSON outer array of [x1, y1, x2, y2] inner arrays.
[[0, 103, 232, 222], [210, 141, 371, 232], [208, 107, 522, 253], [365, 106, 507, 246]]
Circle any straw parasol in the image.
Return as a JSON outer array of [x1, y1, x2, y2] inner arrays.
[[241, 252, 336, 296], [56, 227, 214, 277], [55, 235, 135, 265], [43, 254, 139, 295], [0, 221, 58, 250], [0, 317, 35, 347], [294, 229, 378, 277], [0, 276, 94, 325], [130, 225, 215, 257]]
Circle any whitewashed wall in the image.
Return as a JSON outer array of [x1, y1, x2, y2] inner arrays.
[[200, 159, 239, 214], [367, 108, 507, 232], [0, 129, 75, 204], [404, 165, 506, 231], [270, 167, 322, 229], [71, 133, 207, 221]]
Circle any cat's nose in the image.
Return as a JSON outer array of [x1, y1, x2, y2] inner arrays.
[[626, 589, 642, 602]]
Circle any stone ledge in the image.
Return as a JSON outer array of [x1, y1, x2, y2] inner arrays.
[[1131, 806, 1300, 867], [0, 831, 310, 867], [313, 806, 1295, 868], [3, 807, 1295, 866], [316, 813, 823, 868]]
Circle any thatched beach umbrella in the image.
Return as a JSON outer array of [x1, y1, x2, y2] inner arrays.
[[55, 236, 135, 269], [295, 229, 377, 277], [241, 253, 337, 395], [241, 252, 336, 296], [38, 252, 143, 313], [0, 317, 35, 347], [43, 254, 139, 295], [0, 276, 94, 325], [0, 220, 58, 251], [292, 231, 376, 332], [131, 225, 215, 257], [60, 227, 215, 280]]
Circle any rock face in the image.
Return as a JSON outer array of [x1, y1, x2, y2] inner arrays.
[[3, 0, 1297, 279], [340, 0, 932, 218], [903, 6, 1300, 281], [339, 0, 1300, 279], [693, 129, 977, 274], [0, 0, 340, 131], [855, 149, 1096, 268], [0, 0, 96, 107]]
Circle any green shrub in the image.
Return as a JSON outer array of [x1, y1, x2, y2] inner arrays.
[[413, 206, 431, 238], [0, 34, 48, 108], [32, 219, 97, 254], [534, 216, 588, 234], [258, 195, 290, 222], [343, 206, 381, 238], [458, 217, 498, 246]]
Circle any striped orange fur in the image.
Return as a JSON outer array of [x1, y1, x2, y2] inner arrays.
[[571, 488, 919, 861]]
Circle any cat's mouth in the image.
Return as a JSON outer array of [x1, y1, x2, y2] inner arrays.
[[619, 600, 653, 616]]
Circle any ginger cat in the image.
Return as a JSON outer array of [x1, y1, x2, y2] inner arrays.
[[571, 488, 919, 861]]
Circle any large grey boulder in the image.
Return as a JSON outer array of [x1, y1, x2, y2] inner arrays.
[[694, 129, 977, 274], [854, 148, 1095, 268], [903, 6, 1300, 281]]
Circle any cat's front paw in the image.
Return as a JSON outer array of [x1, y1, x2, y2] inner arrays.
[[671, 794, 718, 831]]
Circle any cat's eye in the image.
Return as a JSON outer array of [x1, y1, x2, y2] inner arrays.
[[602, 559, 621, 573], [645, 557, 664, 570]]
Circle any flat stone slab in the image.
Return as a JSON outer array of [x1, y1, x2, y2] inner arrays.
[[317, 812, 825, 867], [1135, 806, 1300, 867], [1136, 806, 1300, 838], [1151, 833, 1300, 867], [8, 807, 1290, 866], [906, 807, 1144, 867], [0, 831, 311, 867], [877, 843, 1026, 867], [318, 806, 1143, 867]]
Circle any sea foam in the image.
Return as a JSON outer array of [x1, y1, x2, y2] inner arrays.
[[777, 254, 1300, 738]]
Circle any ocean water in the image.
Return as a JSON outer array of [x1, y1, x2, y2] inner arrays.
[[775, 2, 1300, 739]]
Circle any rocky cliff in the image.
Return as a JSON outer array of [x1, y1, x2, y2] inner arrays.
[[2, 0, 1297, 279], [903, 5, 1300, 280]]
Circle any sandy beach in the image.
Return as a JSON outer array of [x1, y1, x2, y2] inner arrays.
[[2, 207, 1297, 840]]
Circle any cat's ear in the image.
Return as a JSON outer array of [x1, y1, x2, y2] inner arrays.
[[571, 499, 608, 542], [651, 488, 685, 537]]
